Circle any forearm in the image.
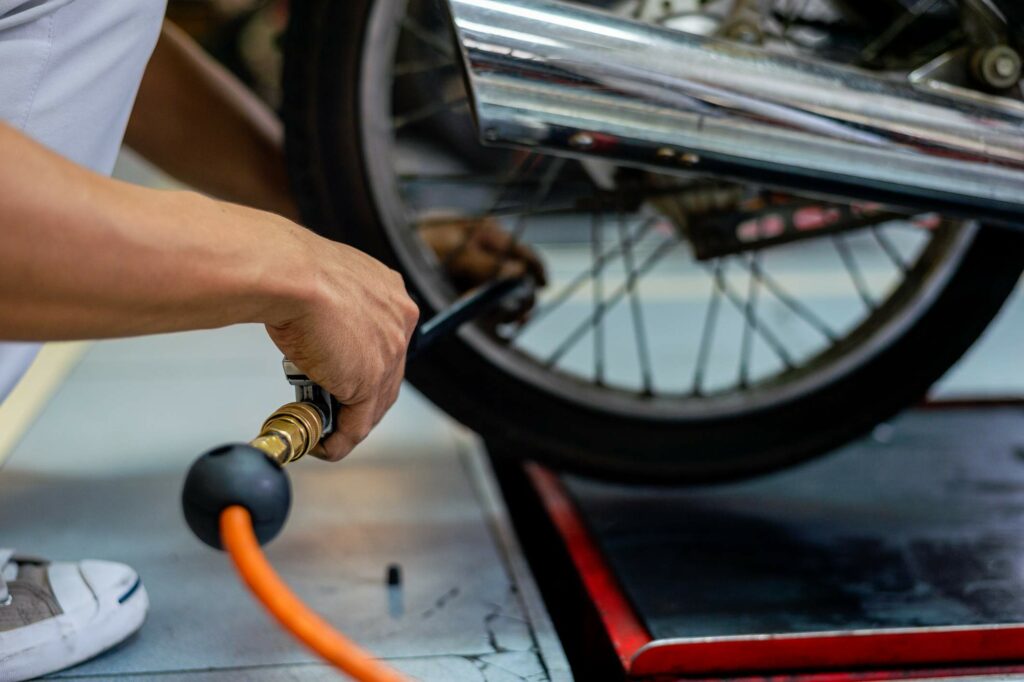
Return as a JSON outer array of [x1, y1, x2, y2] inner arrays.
[[125, 21, 298, 220], [0, 122, 309, 341]]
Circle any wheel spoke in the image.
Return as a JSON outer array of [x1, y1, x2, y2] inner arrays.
[[436, 153, 542, 272], [393, 57, 455, 77], [399, 15, 454, 58], [870, 225, 910, 273], [545, 237, 679, 369], [378, 0, 963, 404], [438, 203, 579, 221], [704, 261, 795, 370], [692, 259, 724, 396], [591, 213, 605, 385], [741, 256, 837, 341], [513, 217, 658, 336], [392, 92, 468, 131], [617, 210, 655, 394], [738, 253, 763, 388], [832, 234, 877, 310], [484, 159, 567, 280], [400, 174, 550, 188]]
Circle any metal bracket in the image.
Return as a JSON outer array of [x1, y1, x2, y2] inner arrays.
[[282, 359, 339, 438]]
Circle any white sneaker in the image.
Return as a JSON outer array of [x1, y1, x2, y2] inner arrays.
[[0, 549, 148, 681]]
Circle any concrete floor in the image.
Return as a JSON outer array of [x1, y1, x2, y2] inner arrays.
[[1, 150, 1022, 680], [0, 325, 571, 681]]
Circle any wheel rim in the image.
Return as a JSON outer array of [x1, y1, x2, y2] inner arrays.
[[356, 0, 983, 421]]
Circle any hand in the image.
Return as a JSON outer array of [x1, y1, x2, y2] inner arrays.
[[265, 234, 419, 462], [0, 119, 414, 463], [419, 215, 547, 320]]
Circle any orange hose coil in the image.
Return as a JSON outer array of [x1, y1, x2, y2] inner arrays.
[[220, 505, 409, 682]]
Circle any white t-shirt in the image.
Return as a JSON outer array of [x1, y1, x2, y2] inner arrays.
[[0, 0, 166, 402]]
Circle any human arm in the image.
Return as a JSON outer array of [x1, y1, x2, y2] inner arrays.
[[0, 121, 417, 459]]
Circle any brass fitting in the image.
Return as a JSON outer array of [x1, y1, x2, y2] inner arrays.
[[249, 402, 324, 467]]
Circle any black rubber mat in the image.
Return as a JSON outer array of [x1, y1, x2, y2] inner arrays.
[[563, 407, 1024, 640]]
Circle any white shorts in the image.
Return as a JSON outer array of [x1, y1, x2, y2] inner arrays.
[[0, 0, 166, 401]]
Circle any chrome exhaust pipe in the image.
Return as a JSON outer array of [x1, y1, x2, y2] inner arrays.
[[445, 0, 1024, 225]]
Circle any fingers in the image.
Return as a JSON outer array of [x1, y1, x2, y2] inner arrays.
[[497, 259, 528, 280], [473, 218, 514, 250], [447, 245, 511, 287], [496, 264, 537, 323], [472, 220, 547, 286], [420, 216, 547, 291], [266, 239, 417, 465], [507, 240, 548, 286], [380, 354, 407, 421], [316, 398, 376, 462], [314, 355, 406, 462]]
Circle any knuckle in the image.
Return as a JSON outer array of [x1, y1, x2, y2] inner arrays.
[[321, 443, 347, 462], [403, 301, 420, 326], [370, 358, 389, 384], [391, 329, 409, 353]]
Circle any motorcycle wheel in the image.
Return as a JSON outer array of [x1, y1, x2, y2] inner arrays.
[[282, 0, 1024, 482]]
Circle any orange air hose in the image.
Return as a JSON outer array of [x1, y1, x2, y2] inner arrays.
[[219, 505, 409, 682]]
